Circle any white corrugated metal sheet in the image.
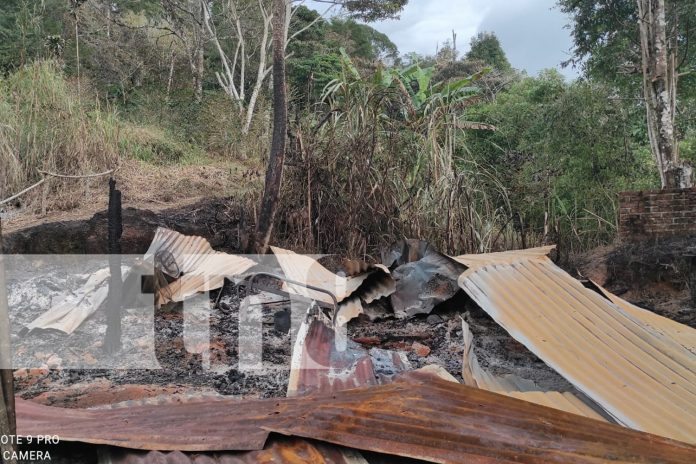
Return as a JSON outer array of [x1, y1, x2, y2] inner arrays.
[[454, 245, 556, 268], [146, 228, 256, 303], [457, 248, 696, 444], [271, 247, 394, 313]]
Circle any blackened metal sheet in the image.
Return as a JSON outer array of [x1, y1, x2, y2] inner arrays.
[[16, 372, 696, 463], [384, 240, 467, 318]]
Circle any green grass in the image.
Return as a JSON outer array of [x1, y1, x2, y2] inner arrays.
[[118, 124, 210, 165]]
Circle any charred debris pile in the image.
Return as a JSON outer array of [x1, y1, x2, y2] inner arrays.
[[7, 227, 696, 463]]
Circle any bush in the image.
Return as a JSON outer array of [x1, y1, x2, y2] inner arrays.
[[0, 60, 120, 200], [0, 60, 211, 209]]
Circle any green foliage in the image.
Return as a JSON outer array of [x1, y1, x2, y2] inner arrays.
[[287, 7, 399, 103], [464, 70, 659, 251], [0, 60, 119, 198], [0, 60, 212, 203], [0, 0, 67, 73], [289, 53, 342, 104], [4, 0, 690, 257], [465, 32, 512, 73], [558, 0, 696, 89], [119, 125, 206, 165], [278, 52, 507, 255], [328, 18, 399, 63], [340, 0, 408, 21]]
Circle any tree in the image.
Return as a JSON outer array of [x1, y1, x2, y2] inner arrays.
[[250, 0, 287, 253], [559, 0, 696, 188], [160, 0, 208, 103], [464, 71, 656, 250], [636, 0, 691, 187], [0, 0, 67, 73], [465, 31, 512, 73], [249, 0, 408, 253], [328, 18, 398, 63], [286, 7, 399, 103], [313, 0, 407, 21]]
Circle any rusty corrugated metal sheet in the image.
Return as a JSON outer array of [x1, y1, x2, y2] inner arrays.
[[102, 438, 366, 464], [145, 228, 255, 303], [460, 319, 608, 422], [287, 318, 410, 397], [16, 372, 696, 463], [457, 252, 696, 444]]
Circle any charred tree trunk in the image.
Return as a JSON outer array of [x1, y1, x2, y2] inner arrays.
[[104, 178, 123, 354], [192, 0, 206, 104], [637, 0, 693, 188], [248, 0, 287, 254], [0, 219, 17, 464]]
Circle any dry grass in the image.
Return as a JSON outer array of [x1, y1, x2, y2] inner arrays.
[[0, 61, 120, 201], [1, 61, 264, 222], [2, 157, 263, 233]]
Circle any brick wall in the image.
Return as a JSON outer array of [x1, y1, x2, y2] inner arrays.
[[619, 188, 696, 241]]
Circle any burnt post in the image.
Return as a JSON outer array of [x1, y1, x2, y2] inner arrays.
[[687, 251, 696, 307], [104, 178, 123, 354], [0, 218, 17, 463]]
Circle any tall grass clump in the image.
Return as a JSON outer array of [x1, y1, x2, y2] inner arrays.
[[277, 53, 517, 258], [0, 60, 120, 203]]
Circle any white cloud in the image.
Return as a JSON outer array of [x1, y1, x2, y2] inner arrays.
[[304, 0, 578, 78]]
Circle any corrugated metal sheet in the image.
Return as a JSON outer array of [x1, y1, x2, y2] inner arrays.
[[287, 318, 410, 397], [102, 438, 366, 464], [590, 280, 696, 355], [457, 251, 696, 444], [271, 247, 372, 304], [460, 319, 608, 421], [145, 228, 255, 303], [17, 371, 696, 463], [22, 267, 111, 334], [271, 247, 394, 325], [453, 245, 555, 268]]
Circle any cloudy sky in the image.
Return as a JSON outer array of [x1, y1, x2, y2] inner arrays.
[[307, 0, 579, 79]]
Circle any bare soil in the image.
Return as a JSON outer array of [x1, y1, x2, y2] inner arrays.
[[573, 236, 696, 328], [1, 157, 262, 235]]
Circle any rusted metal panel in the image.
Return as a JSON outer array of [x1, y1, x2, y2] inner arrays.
[[458, 254, 696, 444], [16, 372, 696, 463], [287, 319, 409, 397], [102, 438, 364, 464]]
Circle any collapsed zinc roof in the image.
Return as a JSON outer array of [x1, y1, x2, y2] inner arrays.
[[455, 248, 696, 444]]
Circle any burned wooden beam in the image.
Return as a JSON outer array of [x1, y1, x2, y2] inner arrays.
[[104, 178, 123, 354]]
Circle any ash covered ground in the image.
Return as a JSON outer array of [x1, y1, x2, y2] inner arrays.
[[10, 266, 572, 407]]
